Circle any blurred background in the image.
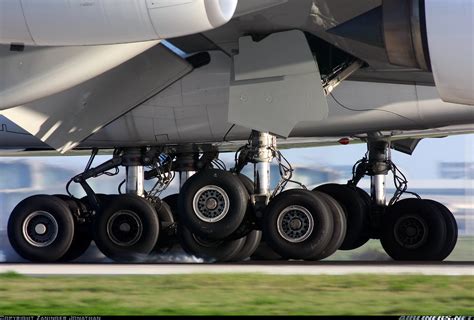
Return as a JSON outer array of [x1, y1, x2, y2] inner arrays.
[[1, 134, 473, 262]]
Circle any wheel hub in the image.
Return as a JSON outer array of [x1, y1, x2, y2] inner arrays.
[[193, 185, 230, 223], [290, 218, 302, 230], [394, 215, 428, 249], [22, 211, 59, 247], [119, 223, 131, 233], [107, 210, 143, 247], [206, 198, 218, 210], [277, 205, 314, 243], [34, 223, 47, 235]]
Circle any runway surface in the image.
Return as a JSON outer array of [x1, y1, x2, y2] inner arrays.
[[1, 262, 473, 276]]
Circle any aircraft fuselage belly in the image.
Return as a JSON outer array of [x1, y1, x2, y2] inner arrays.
[[1, 51, 472, 152]]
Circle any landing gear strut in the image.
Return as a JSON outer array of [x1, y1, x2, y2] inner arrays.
[[74, 148, 161, 262], [231, 131, 347, 260], [7, 131, 458, 262], [342, 135, 458, 261]]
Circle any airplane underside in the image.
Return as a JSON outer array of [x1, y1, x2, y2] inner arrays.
[[1, 0, 472, 263]]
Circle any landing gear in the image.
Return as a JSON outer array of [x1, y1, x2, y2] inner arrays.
[[426, 200, 458, 261], [152, 201, 177, 254], [6, 131, 458, 263], [55, 195, 92, 262], [8, 195, 75, 262], [380, 199, 448, 261], [263, 189, 334, 259], [309, 191, 347, 260], [93, 194, 160, 262], [337, 135, 459, 261], [313, 184, 369, 250], [177, 167, 260, 261], [178, 225, 246, 262], [178, 169, 249, 239], [228, 131, 348, 261]]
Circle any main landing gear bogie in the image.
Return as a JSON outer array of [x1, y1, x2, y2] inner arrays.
[[6, 134, 459, 263]]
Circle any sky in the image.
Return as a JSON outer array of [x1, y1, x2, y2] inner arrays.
[[8, 133, 473, 181]]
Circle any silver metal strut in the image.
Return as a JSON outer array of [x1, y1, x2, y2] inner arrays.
[[367, 136, 391, 207], [126, 166, 145, 197], [371, 175, 387, 206], [250, 131, 276, 197]]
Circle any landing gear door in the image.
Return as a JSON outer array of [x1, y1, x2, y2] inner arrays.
[[228, 30, 328, 137]]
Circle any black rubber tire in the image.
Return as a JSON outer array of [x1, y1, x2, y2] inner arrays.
[[308, 191, 347, 261], [60, 222, 92, 262], [380, 198, 447, 261], [153, 201, 177, 253], [263, 189, 334, 260], [80, 194, 115, 212], [178, 225, 246, 262], [227, 174, 257, 240], [237, 175, 282, 261], [314, 184, 369, 250], [93, 194, 160, 262], [178, 169, 249, 240], [229, 230, 263, 262], [162, 194, 179, 220], [354, 187, 371, 209], [424, 199, 458, 261], [353, 186, 373, 243], [7, 195, 75, 262], [54, 195, 93, 262], [238, 174, 254, 193], [251, 241, 283, 260]]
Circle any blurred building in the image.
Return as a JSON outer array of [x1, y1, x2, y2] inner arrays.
[[439, 162, 474, 179]]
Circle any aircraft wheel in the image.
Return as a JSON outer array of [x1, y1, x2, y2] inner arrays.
[[353, 186, 376, 239], [7, 195, 75, 262], [424, 200, 458, 260], [54, 195, 93, 262], [227, 174, 257, 240], [380, 198, 447, 261], [93, 194, 160, 262], [229, 230, 262, 262], [308, 191, 347, 260], [178, 169, 248, 240], [314, 184, 370, 250], [251, 241, 283, 261], [178, 225, 245, 262], [354, 186, 371, 208], [263, 189, 334, 260], [153, 201, 178, 254], [162, 194, 179, 219], [80, 193, 114, 209]]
